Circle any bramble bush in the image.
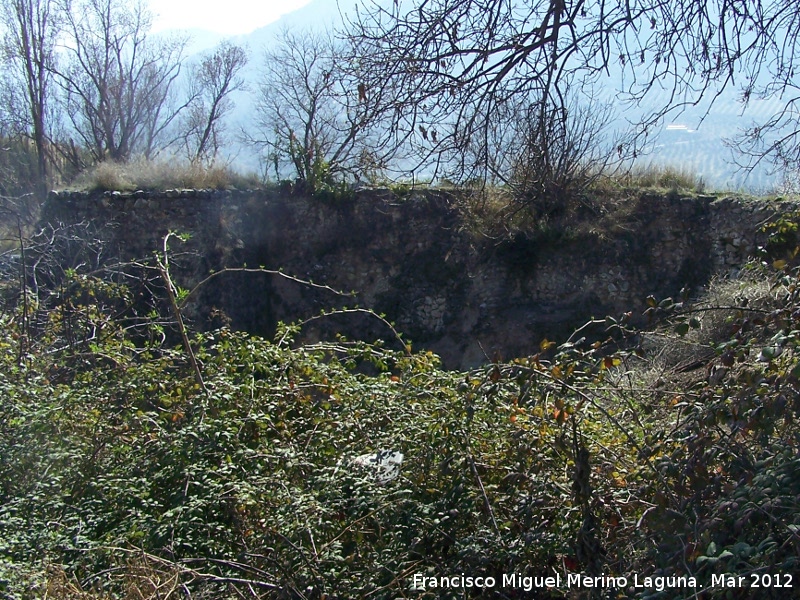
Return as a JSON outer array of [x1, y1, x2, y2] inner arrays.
[[0, 217, 799, 598]]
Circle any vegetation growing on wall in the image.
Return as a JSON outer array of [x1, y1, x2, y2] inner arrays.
[[71, 157, 261, 192]]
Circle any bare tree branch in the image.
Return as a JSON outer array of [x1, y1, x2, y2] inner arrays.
[[248, 27, 408, 187], [54, 0, 188, 162], [0, 0, 60, 194], [182, 40, 248, 165], [347, 0, 800, 180]]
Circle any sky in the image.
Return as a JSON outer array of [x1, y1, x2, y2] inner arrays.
[[148, 0, 314, 35]]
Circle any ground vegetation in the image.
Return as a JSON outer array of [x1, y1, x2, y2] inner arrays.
[[0, 200, 798, 599]]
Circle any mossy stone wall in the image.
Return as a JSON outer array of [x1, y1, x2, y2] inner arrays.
[[42, 188, 798, 368]]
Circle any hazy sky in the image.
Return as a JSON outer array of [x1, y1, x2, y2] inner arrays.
[[149, 0, 313, 34]]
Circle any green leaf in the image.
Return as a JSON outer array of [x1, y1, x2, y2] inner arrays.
[[658, 297, 674, 309], [759, 346, 780, 361]]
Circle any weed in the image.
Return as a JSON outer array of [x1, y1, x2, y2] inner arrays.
[[70, 157, 262, 192], [616, 163, 706, 191]]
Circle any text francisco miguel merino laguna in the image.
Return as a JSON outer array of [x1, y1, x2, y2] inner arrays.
[[412, 572, 699, 593]]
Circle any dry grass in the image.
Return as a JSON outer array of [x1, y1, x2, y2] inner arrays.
[[591, 163, 707, 195], [456, 186, 522, 238], [456, 183, 607, 240], [637, 263, 779, 380], [620, 163, 706, 191], [43, 566, 108, 599], [72, 158, 262, 192], [598, 262, 782, 415], [455, 162, 710, 239], [39, 557, 201, 600]]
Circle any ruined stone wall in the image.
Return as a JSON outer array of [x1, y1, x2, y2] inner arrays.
[[41, 187, 799, 368]]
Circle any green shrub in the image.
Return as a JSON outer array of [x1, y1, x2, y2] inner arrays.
[[1, 218, 800, 598]]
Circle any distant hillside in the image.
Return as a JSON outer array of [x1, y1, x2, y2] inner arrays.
[[175, 0, 782, 191]]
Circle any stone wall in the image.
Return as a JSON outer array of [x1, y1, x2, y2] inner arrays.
[[41, 187, 799, 368]]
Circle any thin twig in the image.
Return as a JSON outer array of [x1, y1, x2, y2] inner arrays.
[[296, 307, 408, 351], [179, 266, 354, 309], [469, 455, 503, 543], [157, 233, 210, 399]]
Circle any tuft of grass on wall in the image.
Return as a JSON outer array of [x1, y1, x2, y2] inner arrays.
[[619, 163, 706, 191], [72, 158, 262, 192]]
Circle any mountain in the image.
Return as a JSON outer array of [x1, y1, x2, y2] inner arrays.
[[150, 28, 231, 55], [161, 0, 364, 175], [181, 29, 232, 55], [232, 0, 361, 47]]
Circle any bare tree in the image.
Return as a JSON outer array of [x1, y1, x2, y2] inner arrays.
[[480, 88, 617, 218], [0, 0, 60, 193], [348, 0, 800, 180], [250, 28, 404, 188], [55, 0, 188, 163], [182, 41, 248, 165], [0, 79, 37, 195], [733, 89, 800, 179]]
